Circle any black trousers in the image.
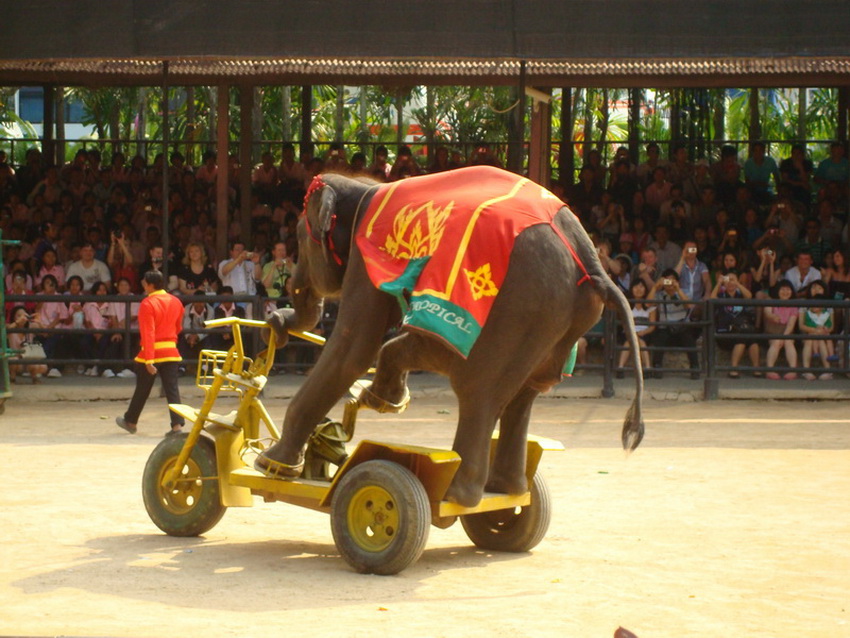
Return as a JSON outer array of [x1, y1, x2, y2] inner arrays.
[[651, 328, 700, 370], [124, 361, 184, 427]]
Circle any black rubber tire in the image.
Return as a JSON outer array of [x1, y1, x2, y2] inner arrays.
[[331, 460, 430, 575], [142, 433, 226, 537], [461, 472, 552, 552]]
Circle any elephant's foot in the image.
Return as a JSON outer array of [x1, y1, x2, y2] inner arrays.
[[353, 379, 410, 414], [254, 441, 305, 479], [444, 477, 485, 508], [485, 471, 528, 496]]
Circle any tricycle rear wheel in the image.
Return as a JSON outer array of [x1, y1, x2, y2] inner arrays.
[[461, 472, 551, 552], [142, 433, 226, 537], [331, 460, 430, 575]]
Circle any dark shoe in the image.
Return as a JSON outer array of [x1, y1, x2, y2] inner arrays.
[[615, 370, 624, 379], [165, 425, 184, 437], [116, 417, 137, 434], [728, 371, 740, 379], [690, 371, 700, 380]]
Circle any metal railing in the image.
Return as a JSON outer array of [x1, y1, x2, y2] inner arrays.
[[3, 292, 329, 374], [5, 293, 849, 398], [608, 297, 850, 399]]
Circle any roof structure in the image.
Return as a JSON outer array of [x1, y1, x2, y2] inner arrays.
[[1, 1, 850, 87]]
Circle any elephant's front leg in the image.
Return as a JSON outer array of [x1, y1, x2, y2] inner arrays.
[[258, 291, 396, 475], [362, 331, 455, 412]]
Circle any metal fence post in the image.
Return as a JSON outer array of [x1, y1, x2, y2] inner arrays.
[[703, 298, 719, 400], [602, 308, 615, 398]]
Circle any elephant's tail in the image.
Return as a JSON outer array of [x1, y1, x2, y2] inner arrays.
[[554, 208, 644, 451], [595, 273, 645, 452]]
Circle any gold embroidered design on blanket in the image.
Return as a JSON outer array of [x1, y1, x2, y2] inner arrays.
[[464, 263, 499, 301], [383, 201, 453, 260]]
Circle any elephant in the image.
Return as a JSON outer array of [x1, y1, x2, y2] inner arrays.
[[256, 165, 644, 507]]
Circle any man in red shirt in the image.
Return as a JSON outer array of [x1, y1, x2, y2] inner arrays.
[[116, 270, 186, 435]]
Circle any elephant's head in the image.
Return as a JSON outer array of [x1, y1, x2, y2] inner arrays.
[[265, 173, 377, 347]]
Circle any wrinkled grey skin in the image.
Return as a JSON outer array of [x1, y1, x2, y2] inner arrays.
[[259, 172, 644, 507]]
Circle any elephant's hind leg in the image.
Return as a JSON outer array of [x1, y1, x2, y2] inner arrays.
[[486, 385, 539, 496]]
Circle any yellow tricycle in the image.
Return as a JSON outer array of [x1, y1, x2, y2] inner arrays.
[[142, 316, 562, 575]]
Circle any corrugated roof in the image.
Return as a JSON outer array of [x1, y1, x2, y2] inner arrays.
[[2, 57, 850, 88]]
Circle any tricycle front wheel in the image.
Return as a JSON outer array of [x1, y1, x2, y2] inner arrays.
[[142, 433, 226, 537], [331, 460, 430, 575], [461, 471, 552, 552]]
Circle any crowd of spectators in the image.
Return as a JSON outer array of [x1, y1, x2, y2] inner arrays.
[[564, 141, 850, 379], [1, 137, 848, 381], [0, 140, 503, 380]]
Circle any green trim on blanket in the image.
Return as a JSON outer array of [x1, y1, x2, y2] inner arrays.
[[402, 293, 481, 357]]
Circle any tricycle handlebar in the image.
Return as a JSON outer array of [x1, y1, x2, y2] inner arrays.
[[203, 316, 326, 347]]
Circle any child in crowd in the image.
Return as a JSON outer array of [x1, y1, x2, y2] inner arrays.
[[799, 293, 834, 380], [763, 280, 799, 380]]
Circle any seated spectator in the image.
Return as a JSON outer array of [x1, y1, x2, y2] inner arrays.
[[261, 241, 294, 307], [750, 247, 781, 328], [714, 251, 752, 292], [798, 293, 835, 381], [711, 145, 742, 206], [106, 277, 140, 378], [6, 306, 48, 384], [594, 238, 621, 279], [648, 223, 681, 273], [593, 200, 626, 246], [822, 248, 850, 301], [784, 250, 822, 296], [106, 230, 138, 293], [35, 248, 66, 291], [617, 279, 655, 377], [636, 142, 668, 187], [814, 141, 850, 190], [795, 218, 832, 268], [676, 241, 710, 302], [572, 167, 604, 225], [632, 247, 661, 291], [779, 144, 814, 211], [658, 187, 693, 243], [82, 281, 121, 378], [711, 269, 759, 378], [649, 269, 699, 379], [66, 241, 111, 291], [5, 272, 35, 322], [643, 166, 672, 218], [33, 274, 68, 378], [743, 141, 780, 205], [180, 291, 214, 367], [206, 286, 246, 351], [177, 242, 219, 295], [763, 279, 800, 380], [368, 145, 391, 181], [5, 259, 33, 292], [389, 145, 421, 180]]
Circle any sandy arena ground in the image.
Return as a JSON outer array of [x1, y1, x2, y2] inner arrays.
[[1, 394, 848, 637]]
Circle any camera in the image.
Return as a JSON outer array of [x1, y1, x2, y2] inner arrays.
[[662, 278, 673, 286], [687, 246, 697, 254], [766, 249, 774, 256], [246, 252, 254, 259], [113, 230, 123, 239], [769, 228, 778, 235], [722, 276, 729, 283]]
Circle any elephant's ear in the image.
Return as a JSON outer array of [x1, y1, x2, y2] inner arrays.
[[316, 186, 338, 238]]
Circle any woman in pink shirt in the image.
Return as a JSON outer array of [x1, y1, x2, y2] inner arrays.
[[82, 281, 121, 378], [35, 248, 66, 291], [763, 279, 799, 380]]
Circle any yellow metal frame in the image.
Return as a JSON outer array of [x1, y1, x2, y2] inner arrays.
[[160, 316, 564, 521]]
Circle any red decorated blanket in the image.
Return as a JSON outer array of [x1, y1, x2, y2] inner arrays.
[[355, 165, 578, 358]]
